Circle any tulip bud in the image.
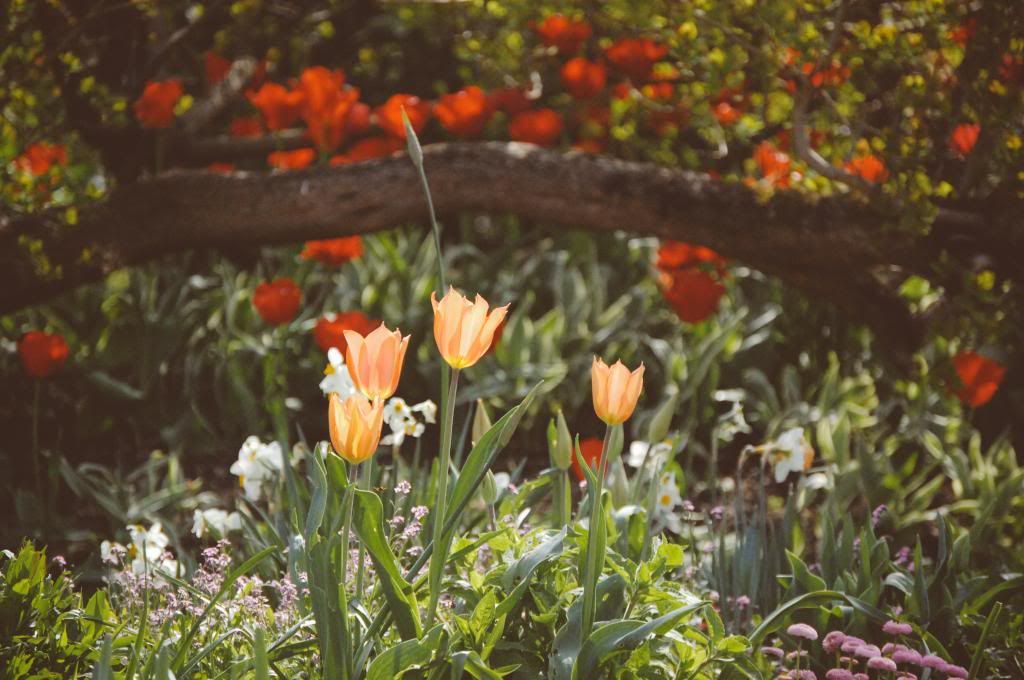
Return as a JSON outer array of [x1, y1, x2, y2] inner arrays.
[[550, 409, 572, 470], [402, 108, 423, 168], [481, 470, 498, 505], [472, 399, 492, 448], [646, 390, 679, 443]]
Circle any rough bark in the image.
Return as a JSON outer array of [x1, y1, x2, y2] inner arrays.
[[0, 142, 1016, 351]]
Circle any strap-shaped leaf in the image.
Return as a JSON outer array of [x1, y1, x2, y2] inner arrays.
[[353, 489, 422, 640], [572, 601, 708, 679], [365, 625, 444, 680], [548, 574, 627, 680], [496, 528, 566, 617]]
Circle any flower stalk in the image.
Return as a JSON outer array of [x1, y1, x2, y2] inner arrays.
[[426, 367, 460, 626]]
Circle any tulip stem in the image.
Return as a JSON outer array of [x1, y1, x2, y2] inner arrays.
[[580, 424, 613, 641], [426, 367, 459, 627], [355, 458, 372, 602]]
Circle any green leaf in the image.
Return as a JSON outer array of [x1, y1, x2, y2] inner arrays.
[[749, 590, 885, 647], [253, 628, 270, 680], [92, 636, 114, 680], [352, 489, 422, 640], [573, 601, 708, 679], [496, 528, 566, 617], [549, 574, 627, 680], [365, 625, 444, 680], [304, 443, 329, 541]]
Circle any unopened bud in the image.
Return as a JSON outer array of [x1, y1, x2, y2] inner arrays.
[[481, 470, 498, 505], [550, 409, 572, 470], [472, 400, 492, 448]]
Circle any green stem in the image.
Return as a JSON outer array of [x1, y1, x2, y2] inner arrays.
[[426, 368, 460, 627], [338, 472, 356, 680], [556, 470, 572, 527], [580, 425, 613, 640], [355, 459, 372, 601]]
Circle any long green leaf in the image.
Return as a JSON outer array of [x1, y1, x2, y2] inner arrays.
[[366, 625, 444, 680], [749, 590, 885, 647], [352, 489, 422, 640]]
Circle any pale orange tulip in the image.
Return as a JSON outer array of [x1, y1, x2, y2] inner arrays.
[[343, 324, 410, 400], [328, 393, 385, 464], [431, 287, 509, 369], [591, 357, 645, 425]]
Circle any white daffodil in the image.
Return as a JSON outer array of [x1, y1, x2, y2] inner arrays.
[[229, 436, 284, 501], [770, 427, 814, 483], [626, 440, 672, 468], [192, 508, 242, 539], [381, 398, 437, 447], [651, 472, 685, 534], [126, 522, 178, 576], [319, 347, 357, 398]]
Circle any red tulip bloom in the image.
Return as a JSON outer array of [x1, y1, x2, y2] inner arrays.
[[534, 14, 592, 54], [656, 241, 726, 274], [346, 102, 372, 136], [713, 101, 741, 126], [230, 116, 263, 138], [572, 437, 604, 483], [845, 154, 889, 183], [208, 162, 235, 174], [948, 18, 977, 47], [267, 148, 316, 169], [508, 109, 563, 146], [561, 58, 607, 100], [374, 94, 431, 140], [952, 351, 1006, 408], [16, 142, 67, 176], [660, 269, 727, 324], [296, 66, 361, 151], [133, 79, 183, 129], [573, 139, 605, 153], [253, 278, 302, 326], [205, 51, 232, 85], [300, 236, 364, 265], [605, 38, 668, 81], [949, 123, 980, 158], [247, 82, 305, 131], [18, 331, 69, 379], [489, 87, 533, 115], [329, 137, 403, 165], [753, 141, 792, 187], [435, 86, 494, 138], [313, 311, 380, 353]]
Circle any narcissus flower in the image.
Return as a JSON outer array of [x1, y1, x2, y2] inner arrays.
[[133, 80, 183, 129], [561, 58, 607, 99], [508, 109, 564, 146], [534, 14, 592, 54], [952, 350, 1005, 407], [770, 427, 815, 483], [253, 278, 302, 325], [313, 311, 379, 353], [328, 393, 385, 464], [18, 331, 70, 378], [845, 154, 889, 183], [247, 82, 305, 131], [434, 86, 494, 138], [591, 357, 645, 425], [15, 143, 67, 176], [374, 94, 431, 139], [605, 38, 668, 81], [431, 287, 510, 369], [267, 148, 316, 169], [571, 437, 604, 482], [949, 123, 980, 158], [301, 236, 363, 265], [344, 324, 410, 400]]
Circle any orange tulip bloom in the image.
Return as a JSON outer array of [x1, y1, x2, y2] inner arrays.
[[374, 94, 431, 140], [561, 58, 607, 99], [435, 86, 494, 138], [344, 324, 410, 400], [431, 287, 510, 369], [508, 109, 564, 147], [133, 80, 183, 129], [328, 393, 385, 464], [591, 357, 644, 425]]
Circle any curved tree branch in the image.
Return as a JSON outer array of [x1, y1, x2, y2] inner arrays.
[[1, 142, 1015, 352]]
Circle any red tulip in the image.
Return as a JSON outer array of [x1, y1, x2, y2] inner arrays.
[[435, 86, 494, 138], [253, 278, 302, 325], [313, 311, 380, 353], [656, 241, 726, 275], [660, 269, 727, 324], [489, 87, 532, 115], [208, 162, 235, 174], [753, 141, 792, 187], [300, 236, 363, 265], [949, 123, 980, 158], [605, 38, 668, 81], [15, 143, 67, 176], [845, 154, 889, 183], [267, 148, 316, 170], [247, 82, 305, 131], [230, 117, 263, 137], [534, 15, 592, 54], [133, 80, 183, 129], [296, 66, 361, 151], [205, 51, 232, 85], [713, 101, 741, 126], [18, 331, 69, 379], [508, 109, 563, 146], [572, 437, 604, 483], [561, 58, 607, 99], [952, 351, 1005, 408], [329, 137, 403, 165], [374, 94, 431, 140]]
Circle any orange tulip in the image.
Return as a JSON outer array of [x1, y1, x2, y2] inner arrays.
[[343, 324, 409, 400], [591, 357, 644, 425], [328, 393, 385, 464], [431, 287, 509, 369]]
